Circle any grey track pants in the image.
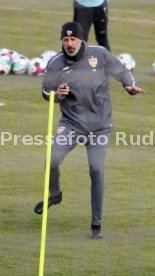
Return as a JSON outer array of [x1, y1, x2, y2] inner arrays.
[[49, 126, 108, 226]]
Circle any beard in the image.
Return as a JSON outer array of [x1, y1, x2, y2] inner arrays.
[[62, 41, 85, 61], [64, 43, 81, 56]]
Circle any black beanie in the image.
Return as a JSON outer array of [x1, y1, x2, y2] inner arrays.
[[61, 22, 84, 40]]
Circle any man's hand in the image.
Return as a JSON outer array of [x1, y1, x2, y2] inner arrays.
[[57, 83, 70, 99], [125, 86, 145, 95]]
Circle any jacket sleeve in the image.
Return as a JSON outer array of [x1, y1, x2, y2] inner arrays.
[[42, 72, 63, 103], [104, 49, 136, 88], [42, 59, 63, 103], [42, 85, 62, 103]]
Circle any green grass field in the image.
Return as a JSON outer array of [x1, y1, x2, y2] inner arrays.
[[0, 0, 155, 275]]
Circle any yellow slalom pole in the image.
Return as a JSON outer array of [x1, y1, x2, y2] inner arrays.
[[39, 91, 55, 276]]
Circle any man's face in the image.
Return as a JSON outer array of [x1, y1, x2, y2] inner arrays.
[[62, 36, 82, 56]]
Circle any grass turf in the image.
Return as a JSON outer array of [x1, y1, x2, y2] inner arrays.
[[0, 0, 155, 275]]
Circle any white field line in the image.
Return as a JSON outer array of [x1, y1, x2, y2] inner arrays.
[[0, 102, 5, 106], [0, 6, 155, 25]]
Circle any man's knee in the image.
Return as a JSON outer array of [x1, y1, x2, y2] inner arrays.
[[89, 166, 103, 178], [51, 151, 64, 168]]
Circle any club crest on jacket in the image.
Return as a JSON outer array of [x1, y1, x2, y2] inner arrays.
[[57, 126, 65, 134], [88, 56, 98, 68]]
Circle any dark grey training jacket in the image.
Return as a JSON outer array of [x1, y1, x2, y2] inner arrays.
[[42, 42, 135, 134]]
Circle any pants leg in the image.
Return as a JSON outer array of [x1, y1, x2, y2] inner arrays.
[[93, 1, 111, 51], [73, 2, 93, 42], [49, 127, 77, 195], [86, 134, 108, 226]]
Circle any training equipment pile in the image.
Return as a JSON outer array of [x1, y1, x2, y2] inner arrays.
[[0, 48, 57, 76]]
